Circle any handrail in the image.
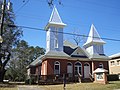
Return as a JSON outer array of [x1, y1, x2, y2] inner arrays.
[[89, 73, 93, 81], [78, 73, 82, 83]]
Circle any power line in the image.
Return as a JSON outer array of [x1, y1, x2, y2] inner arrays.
[[14, 13, 120, 34], [8, 24, 120, 42], [15, 0, 30, 14]]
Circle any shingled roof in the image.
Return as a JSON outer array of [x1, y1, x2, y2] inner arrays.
[[63, 40, 78, 55], [27, 55, 43, 68]]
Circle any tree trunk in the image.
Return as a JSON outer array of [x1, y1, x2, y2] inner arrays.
[[0, 69, 6, 82]]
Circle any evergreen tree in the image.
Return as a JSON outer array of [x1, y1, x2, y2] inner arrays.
[[5, 40, 45, 81], [0, 1, 22, 82]]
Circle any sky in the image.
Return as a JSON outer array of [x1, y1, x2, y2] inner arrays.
[[10, 0, 120, 56]]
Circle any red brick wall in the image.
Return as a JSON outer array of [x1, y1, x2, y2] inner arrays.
[[41, 60, 47, 75], [41, 59, 93, 76], [35, 66, 41, 75], [93, 61, 109, 70], [40, 58, 109, 77], [30, 67, 36, 74], [46, 58, 68, 75]]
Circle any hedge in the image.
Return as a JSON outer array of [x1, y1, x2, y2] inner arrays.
[[107, 74, 119, 81]]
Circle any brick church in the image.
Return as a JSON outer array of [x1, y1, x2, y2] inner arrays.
[[27, 6, 109, 82]]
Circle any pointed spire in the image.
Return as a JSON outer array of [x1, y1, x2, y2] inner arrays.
[[45, 6, 66, 30], [49, 6, 63, 23], [84, 24, 105, 46]]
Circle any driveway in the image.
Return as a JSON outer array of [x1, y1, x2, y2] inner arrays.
[[18, 85, 45, 90]]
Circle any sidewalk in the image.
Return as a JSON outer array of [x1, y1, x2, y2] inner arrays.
[[18, 85, 44, 90]]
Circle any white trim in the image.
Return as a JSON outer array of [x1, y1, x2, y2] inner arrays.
[[54, 61, 60, 74], [71, 47, 86, 56]]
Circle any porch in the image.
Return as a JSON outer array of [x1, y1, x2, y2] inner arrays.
[[28, 73, 94, 84]]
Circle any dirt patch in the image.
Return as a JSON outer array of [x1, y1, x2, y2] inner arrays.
[[0, 83, 16, 88]]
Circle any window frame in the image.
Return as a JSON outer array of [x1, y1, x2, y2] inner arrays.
[[54, 61, 60, 75], [74, 61, 82, 75]]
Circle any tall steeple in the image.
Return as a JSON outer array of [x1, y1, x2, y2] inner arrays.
[[45, 6, 66, 53], [45, 6, 66, 30], [83, 24, 106, 55], [49, 6, 63, 24]]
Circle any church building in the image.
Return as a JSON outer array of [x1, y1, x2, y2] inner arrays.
[[27, 6, 109, 82]]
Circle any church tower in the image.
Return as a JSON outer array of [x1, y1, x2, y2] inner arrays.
[[45, 6, 66, 53], [83, 24, 106, 56]]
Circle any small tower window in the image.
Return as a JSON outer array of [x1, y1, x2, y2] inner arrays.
[[54, 28, 58, 48], [54, 38, 58, 48]]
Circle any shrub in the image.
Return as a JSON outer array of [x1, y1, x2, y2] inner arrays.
[[107, 74, 119, 81], [25, 79, 30, 84], [29, 77, 36, 84]]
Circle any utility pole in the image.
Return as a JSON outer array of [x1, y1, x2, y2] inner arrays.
[[0, 0, 6, 82], [0, 0, 6, 44]]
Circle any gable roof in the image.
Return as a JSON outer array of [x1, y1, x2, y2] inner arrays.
[[71, 47, 88, 58], [84, 24, 105, 47], [63, 40, 78, 55], [93, 68, 108, 73], [27, 55, 43, 68], [63, 40, 89, 58], [109, 53, 120, 59]]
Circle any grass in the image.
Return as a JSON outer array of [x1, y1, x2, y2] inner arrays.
[[0, 88, 17, 90], [0, 83, 17, 90], [40, 81, 120, 90], [0, 81, 120, 90]]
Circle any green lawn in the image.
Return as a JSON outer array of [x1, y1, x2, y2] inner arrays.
[[40, 81, 120, 90]]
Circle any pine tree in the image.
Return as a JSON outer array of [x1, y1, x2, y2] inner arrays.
[[0, 1, 22, 82]]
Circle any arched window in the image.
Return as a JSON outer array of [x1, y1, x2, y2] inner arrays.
[[54, 61, 60, 74], [84, 63, 89, 66], [99, 63, 104, 68], [75, 62, 82, 75]]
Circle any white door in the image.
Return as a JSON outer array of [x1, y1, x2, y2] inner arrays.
[[67, 63, 73, 77], [84, 63, 90, 78]]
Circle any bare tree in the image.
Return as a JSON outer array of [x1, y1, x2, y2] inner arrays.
[[73, 29, 86, 45]]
